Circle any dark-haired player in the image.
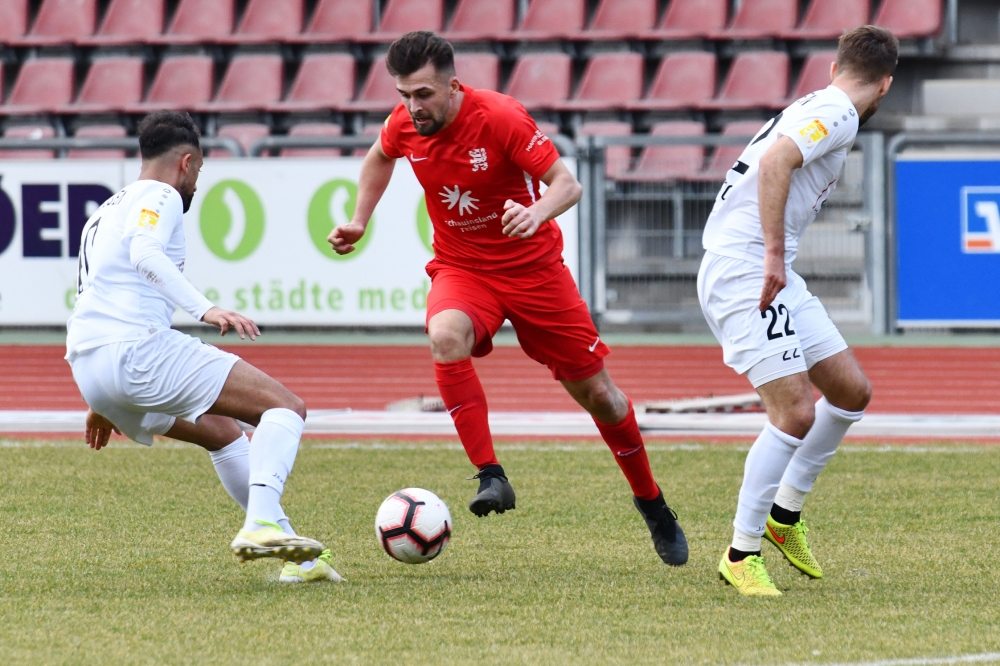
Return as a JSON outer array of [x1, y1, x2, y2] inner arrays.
[[66, 111, 341, 583], [698, 26, 897, 595], [328, 32, 687, 565]]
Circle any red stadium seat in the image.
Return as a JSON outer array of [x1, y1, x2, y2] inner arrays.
[[504, 53, 572, 110], [226, 0, 303, 43], [587, 0, 657, 39], [874, 0, 942, 38], [0, 125, 56, 159], [645, 0, 727, 39], [444, 0, 515, 41], [68, 124, 128, 159], [83, 0, 164, 44], [281, 123, 343, 157], [73, 57, 144, 112], [701, 52, 789, 110], [270, 53, 355, 112], [782, 0, 868, 39], [787, 50, 836, 102], [369, 0, 443, 39], [577, 121, 632, 179], [627, 121, 706, 182], [535, 121, 561, 138], [701, 120, 763, 180], [455, 54, 500, 92], [509, 0, 586, 40], [160, 0, 234, 42], [626, 52, 716, 111], [131, 55, 214, 111], [352, 123, 383, 157], [294, 0, 372, 41], [345, 58, 401, 112], [17, 0, 97, 44], [213, 123, 270, 157], [0, 1, 30, 43], [201, 54, 283, 112], [1, 58, 75, 114], [554, 53, 643, 111], [712, 0, 796, 39]]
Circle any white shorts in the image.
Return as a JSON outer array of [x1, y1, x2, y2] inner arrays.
[[69, 329, 240, 445], [697, 251, 848, 379]]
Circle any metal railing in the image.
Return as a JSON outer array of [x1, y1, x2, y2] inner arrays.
[[0, 135, 245, 156], [248, 133, 577, 157]]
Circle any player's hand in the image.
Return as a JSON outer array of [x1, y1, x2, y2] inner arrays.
[[328, 222, 366, 255], [202, 307, 260, 340], [85, 409, 121, 451], [502, 200, 543, 239], [759, 253, 787, 312]]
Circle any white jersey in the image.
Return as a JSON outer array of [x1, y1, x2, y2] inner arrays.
[[66, 180, 187, 360], [702, 85, 859, 265]]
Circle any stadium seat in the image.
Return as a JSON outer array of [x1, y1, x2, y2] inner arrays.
[[627, 121, 706, 182], [72, 57, 144, 112], [444, 0, 515, 41], [13, 0, 96, 45], [644, 0, 727, 39], [701, 52, 789, 110], [225, 0, 303, 43], [213, 123, 270, 157], [712, 0, 796, 40], [455, 54, 500, 92], [0, 0, 29, 43], [352, 123, 383, 157], [159, 0, 234, 42], [554, 53, 643, 111], [68, 124, 128, 158], [782, 0, 868, 39], [0, 125, 56, 159], [509, 0, 586, 40], [626, 52, 716, 111], [586, 0, 657, 39], [577, 121, 632, 179], [535, 121, 561, 138], [504, 53, 572, 109], [345, 58, 401, 112], [281, 122, 343, 157], [82, 0, 164, 44], [786, 50, 836, 102], [0, 58, 75, 115], [293, 0, 373, 41], [201, 55, 283, 112], [874, 0, 943, 39], [367, 0, 444, 40], [269, 54, 355, 112], [701, 120, 763, 180], [131, 55, 214, 111]]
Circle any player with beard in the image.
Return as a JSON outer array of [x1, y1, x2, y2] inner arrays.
[[66, 111, 342, 583], [328, 31, 688, 566], [698, 26, 897, 595]]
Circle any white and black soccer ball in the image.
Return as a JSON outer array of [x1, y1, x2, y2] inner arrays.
[[375, 488, 452, 564]]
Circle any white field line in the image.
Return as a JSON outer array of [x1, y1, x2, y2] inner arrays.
[[781, 652, 1000, 666]]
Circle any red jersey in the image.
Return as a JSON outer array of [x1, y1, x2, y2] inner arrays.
[[381, 85, 562, 273]]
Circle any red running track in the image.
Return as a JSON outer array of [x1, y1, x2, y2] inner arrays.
[[1, 344, 996, 414]]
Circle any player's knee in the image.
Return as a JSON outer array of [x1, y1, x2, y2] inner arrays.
[[775, 398, 815, 440], [429, 327, 472, 362], [840, 377, 872, 412], [577, 382, 626, 423], [286, 394, 307, 421]]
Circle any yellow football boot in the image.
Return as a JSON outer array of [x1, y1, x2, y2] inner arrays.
[[764, 515, 823, 579], [279, 549, 345, 583], [718, 550, 782, 597], [230, 520, 325, 564]]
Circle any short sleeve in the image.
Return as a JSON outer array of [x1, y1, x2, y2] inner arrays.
[[121, 183, 183, 248], [499, 100, 560, 180], [380, 113, 404, 159], [778, 102, 857, 167]]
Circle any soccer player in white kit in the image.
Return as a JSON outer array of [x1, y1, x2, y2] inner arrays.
[[66, 111, 341, 583], [698, 27, 897, 596]]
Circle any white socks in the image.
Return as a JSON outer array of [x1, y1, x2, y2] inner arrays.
[[209, 434, 251, 510], [781, 396, 864, 494], [242, 408, 304, 532], [733, 422, 803, 539], [773, 482, 808, 512]]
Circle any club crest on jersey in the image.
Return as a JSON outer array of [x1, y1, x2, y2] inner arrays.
[[137, 208, 160, 230], [469, 148, 488, 172], [799, 119, 829, 147], [440, 185, 480, 216]]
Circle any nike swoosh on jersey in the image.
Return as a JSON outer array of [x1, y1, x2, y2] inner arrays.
[[588, 337, 601, 352], [410, 154, 428, 162]]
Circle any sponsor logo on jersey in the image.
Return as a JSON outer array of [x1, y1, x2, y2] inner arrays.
[[525, 129, 548, 152], [469, 148, 488, 171], [439, 185, 480, 216], [798, 119, 829, 147], [137, 208, 160, 230], [961, 187, 1000, 253]]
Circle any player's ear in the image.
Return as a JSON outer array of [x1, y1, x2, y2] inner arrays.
[[829, 61, 838, 82], [880, 75, 893, 96]]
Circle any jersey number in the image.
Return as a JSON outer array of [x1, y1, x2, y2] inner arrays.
[[762, 304, 795, 340], [77, 217, 101, 294], [751, 112, 784, 146]]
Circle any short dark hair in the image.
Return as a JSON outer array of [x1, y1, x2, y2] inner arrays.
[[385, 31, 455, 79], [837, 25, 899, 84], [137, 110, 201, 159]]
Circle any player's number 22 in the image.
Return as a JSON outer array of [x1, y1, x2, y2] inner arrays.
[[761, 303, 795, 341]]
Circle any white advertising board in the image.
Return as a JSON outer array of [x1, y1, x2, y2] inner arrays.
[[0, 158, 578, 326]]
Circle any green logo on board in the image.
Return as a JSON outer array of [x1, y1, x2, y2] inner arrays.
[[308, 179, 374, 260], [199, 180, 265, 261], [416, 195, 433, 255]]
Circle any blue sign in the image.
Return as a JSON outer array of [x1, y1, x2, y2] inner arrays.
[[896, 158, 1000, 325]]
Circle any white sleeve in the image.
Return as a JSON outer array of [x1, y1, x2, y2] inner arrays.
[[129, 234, 215, 322], [121, 183, 184, 247], [778, 101, 857, 167]]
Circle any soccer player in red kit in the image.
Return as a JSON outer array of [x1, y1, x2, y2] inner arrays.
[[329, 32, 687, 565]]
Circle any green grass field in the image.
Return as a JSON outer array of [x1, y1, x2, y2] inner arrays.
[[2, 439, 999, 665]]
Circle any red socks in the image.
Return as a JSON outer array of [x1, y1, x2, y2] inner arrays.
[[434, 359, 498, 469], [593, 401, 660, 501]]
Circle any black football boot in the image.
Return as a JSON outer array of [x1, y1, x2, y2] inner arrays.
[[633, 489, 689, 566], [468, 465, 516, 517]]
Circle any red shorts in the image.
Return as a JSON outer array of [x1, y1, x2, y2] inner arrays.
[[425, 259, 610, 382]]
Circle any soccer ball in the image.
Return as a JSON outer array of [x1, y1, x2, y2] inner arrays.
[[375, 488, 452, 564]]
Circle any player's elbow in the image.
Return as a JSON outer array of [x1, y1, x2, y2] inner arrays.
[[567, 178, 583, 205]]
